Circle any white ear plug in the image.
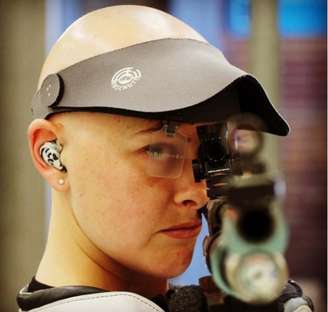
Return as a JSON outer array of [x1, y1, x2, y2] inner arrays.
[[39, 140, 66, 171]]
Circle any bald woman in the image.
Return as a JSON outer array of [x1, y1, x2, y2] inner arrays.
[[16, 5, 313, 312]]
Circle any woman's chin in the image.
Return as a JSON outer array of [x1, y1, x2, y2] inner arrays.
[[152, 250, 194, 278]]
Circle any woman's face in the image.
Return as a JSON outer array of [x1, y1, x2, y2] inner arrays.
[[61, 112, 208, 278]]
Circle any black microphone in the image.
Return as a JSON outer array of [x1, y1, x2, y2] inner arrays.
[[168, 285, 208, 312]]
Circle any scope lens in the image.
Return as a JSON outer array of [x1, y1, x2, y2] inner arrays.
[[226, 114, 265, 157], [226, 252, 287, 304], [230, 129, 261, 156]]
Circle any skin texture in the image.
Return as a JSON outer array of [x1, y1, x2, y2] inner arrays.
[[28, 6, 209, 298]]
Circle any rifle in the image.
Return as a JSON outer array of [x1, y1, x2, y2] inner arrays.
[[192, 115, 288, 305]]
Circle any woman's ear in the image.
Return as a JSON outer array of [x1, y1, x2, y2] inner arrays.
[[27, 118, 69, 192]]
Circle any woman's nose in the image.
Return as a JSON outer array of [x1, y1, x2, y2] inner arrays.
[[173, 159, 208, 211]]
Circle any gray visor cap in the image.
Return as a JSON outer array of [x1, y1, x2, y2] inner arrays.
[[32, 38, 289, 136]]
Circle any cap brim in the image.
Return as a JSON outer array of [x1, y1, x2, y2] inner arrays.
[[33, 38, 289, 136]]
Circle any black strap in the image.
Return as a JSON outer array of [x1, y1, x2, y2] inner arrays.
[[17, 277, 170, 311], [27, 277, 53, 292], [17, 285, 106, 311]]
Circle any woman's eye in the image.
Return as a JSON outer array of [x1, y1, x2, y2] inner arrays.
[[147, 146, 164, 159], [145, 143, 182, 160]]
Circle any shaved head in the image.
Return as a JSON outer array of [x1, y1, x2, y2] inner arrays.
[[39, 5, 206, 88]]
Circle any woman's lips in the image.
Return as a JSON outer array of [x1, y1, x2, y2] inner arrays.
[[160, 221, 202, 239]]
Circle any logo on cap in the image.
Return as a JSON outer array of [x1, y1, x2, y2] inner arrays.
[[111, 67, 141, 91]]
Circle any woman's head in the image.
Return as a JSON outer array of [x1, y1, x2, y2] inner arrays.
[[28, 5, 210, 282]]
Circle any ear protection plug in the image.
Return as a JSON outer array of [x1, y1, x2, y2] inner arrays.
[[39, 140, 66, 171]]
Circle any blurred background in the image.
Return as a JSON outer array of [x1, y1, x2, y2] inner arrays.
[[0, 0, 326, 311]]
